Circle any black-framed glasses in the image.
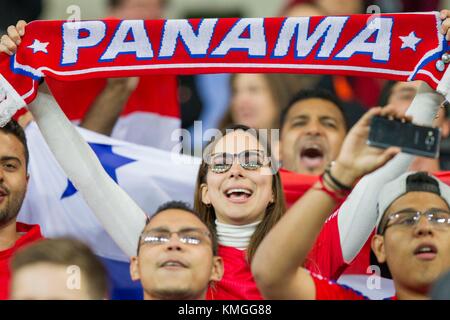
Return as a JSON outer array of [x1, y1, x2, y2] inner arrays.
[[140, 228, 212, 246], [206, 150, 270, 174], [379, 208, 450, 235]]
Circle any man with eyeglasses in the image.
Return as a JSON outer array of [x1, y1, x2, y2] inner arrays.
[[129, 201, 224, 300], [370, 172, 450, 299], [253, 171, 450, 300]]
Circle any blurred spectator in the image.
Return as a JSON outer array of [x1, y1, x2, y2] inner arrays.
[[220, 74, 305, 130], [0, 119, 43, 300], [80, 0, 172, 137], [281, 0, 375, 123], [379, 80, 450, 172], [10, 238, 108, 300], [279, 2, 325, 93]]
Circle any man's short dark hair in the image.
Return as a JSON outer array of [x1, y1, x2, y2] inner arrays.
[[279, 89, 348, 131], [137, 201, 219, 256], [0, 120, 29, 169], [379, 80, 449, 118], [11, 238, 109, 299]]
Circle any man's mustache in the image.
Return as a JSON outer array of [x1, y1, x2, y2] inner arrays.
[[0, 184, 9, 196]]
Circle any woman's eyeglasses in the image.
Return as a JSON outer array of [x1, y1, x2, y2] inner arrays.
[[206, 150, 270, 174]]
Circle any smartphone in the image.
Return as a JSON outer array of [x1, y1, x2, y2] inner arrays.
[[368, 116, 441, 158]]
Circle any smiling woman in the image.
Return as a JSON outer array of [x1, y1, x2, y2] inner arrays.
[[194, 124, 286, 299], [27, 90, 285, 300]]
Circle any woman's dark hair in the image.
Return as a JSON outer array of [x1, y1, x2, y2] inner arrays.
[[194, 124, 286, 262]]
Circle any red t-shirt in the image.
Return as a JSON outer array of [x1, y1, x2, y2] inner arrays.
[[45, 75, 180, 122], [280, 169, 372, 277], [305, 210, 374, 278], [0, 223, 43, 300], [208, 167, 436, 300], [205, 194, 367, 300], [207, 245, 263, 300], [280, 169, 450, 280], [206, 230, 362, 301]]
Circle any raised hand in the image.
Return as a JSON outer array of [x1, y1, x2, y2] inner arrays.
[[331, 107, 409, 186], [0, 20, 27, 55]]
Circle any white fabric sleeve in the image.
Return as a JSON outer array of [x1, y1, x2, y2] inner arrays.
[[338, 82, 444, 263], [28, 93, 147, 257]]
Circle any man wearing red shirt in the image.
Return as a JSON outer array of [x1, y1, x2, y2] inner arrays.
[[254, 170, 450, 300], [0, 120, 42, 300], [320, 171, 450, 300]]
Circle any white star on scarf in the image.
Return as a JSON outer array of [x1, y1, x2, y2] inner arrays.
[[399, 32, 422, 51], [27, 39, 49, 54]]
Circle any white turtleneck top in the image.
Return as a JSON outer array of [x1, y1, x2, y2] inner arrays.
[[215, 220, 261, 250]]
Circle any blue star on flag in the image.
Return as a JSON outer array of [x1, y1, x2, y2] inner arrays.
[[61, 143, 137, 199]]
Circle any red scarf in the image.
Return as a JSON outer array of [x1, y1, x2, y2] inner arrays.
[[0, 13, 448, 123]]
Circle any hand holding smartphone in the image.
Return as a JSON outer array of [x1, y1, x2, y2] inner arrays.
[[368, 116, 441, 158]]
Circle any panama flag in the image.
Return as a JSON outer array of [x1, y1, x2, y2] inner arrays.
[[17, 123, 198, 298]]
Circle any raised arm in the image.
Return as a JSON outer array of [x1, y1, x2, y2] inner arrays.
[[301, 7, 450, 271], [80, 77, 139, 136], [0, 20, 138, 137], [252, 107, 404, 299], [338, 82, 444, 264], [28, 92, 147, 257], [0, 21, 147, 256]]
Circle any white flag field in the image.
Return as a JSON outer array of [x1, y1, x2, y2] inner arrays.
[[18, 123, 199, 261]]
